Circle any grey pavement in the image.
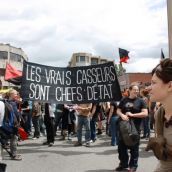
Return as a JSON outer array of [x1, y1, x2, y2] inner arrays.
[[2, 133, 158, 172]]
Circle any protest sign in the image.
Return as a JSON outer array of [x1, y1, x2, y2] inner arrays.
[[21, 61, 122, 104]]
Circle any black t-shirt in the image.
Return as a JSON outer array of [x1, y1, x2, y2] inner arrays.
[[91, 103, 102, 119], [118, 97, 147, 131]]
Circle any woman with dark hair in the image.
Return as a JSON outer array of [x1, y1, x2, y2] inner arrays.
[[116, 84, 148, 172], [149, 58, 172, 171]]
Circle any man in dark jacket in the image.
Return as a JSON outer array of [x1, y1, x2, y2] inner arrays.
[[8, 89, 22, 160]]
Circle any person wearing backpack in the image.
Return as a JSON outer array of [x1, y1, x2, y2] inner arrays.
[[115, 84, 148, 172], [0, 99, 5, 145], [147, 58, 172, 172], [0, 99, 7, 172], [7, 89, 22, 161]]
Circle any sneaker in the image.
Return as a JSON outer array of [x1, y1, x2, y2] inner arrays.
[[141, 136, 146, 139], [128, 167, 136, 172], [48, 142, 54, 147], [90, 139, 96, 143], [90, 140, 93, 143], [68, 136, 72, 141], [32, 137, 37, 140], [43, 141, 49, 145], [115, 165, 128, 171], [111, 143, 116, 146], [85, 142, 90, 147], [74, 142, 82, 146], [11, 154, 22, 161], [111, 142, 117, 146]]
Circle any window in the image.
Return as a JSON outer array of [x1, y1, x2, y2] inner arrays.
[[0, 51, 8, 60], [10, 52, 22, 62], [0, 69, 5, 76], [80, 56, 85, 62], [91, 58, 98, 65], [76, 56, 86, 62], [100, 60, 107, 64]]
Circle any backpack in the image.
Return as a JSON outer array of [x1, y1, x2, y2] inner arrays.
[[119, 119, 140, 146], [1, 100, 15, 134], [145, 106, 172, 160]]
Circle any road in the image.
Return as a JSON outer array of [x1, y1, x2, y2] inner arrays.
[[2, 132, 158, 172]]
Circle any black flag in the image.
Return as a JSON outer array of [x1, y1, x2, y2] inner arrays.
[[119, 48, 129, 63]]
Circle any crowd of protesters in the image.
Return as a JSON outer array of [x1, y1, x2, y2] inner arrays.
[[0, 58, 172, 172], [0, 86, 156, 158], [0, 86, 157, 164]]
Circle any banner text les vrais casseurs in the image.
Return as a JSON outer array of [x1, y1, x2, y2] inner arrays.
[[21, 61, 122, 104]]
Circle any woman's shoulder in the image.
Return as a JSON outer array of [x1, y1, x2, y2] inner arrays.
[[154, 106, 164, 124]]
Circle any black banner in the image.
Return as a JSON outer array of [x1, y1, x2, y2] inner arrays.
[[21, 61, 122, 104]]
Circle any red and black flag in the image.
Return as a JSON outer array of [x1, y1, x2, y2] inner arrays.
[[161, 49, 165, 60], [119, 48, 129, 63], [4, 63, 22, 85]]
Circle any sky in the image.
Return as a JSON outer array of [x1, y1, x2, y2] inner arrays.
[[0, 0, 168, 73]]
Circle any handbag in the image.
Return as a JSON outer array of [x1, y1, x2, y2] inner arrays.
[[18, 127, 28, 140], [119, 119, 139, 146], [145, 106, 172, 161]]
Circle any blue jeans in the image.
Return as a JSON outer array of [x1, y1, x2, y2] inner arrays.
[[90, 118, 96, 141], [77, 116, 90, 143], [142, 116, 150, 137], [110, 116, 119, 145], [32, 116, 40, 137]]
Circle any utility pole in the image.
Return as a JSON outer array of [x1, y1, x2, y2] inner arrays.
[[167, 0, 172, 58]]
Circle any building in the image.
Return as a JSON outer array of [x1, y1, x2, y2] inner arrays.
[[0, 43, 28, 88], [69, 52, 152, 90], [167, 0, 172, 58], [68, 52, 112, 67], [118, 73, 152, 90]]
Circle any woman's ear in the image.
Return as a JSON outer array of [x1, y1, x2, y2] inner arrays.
[[168, 81, 172, 91]]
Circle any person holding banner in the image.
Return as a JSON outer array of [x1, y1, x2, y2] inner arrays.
[[74, 103, 92, 147], [43, 103, 55, 147]]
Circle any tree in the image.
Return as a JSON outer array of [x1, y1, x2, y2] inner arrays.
[[118, 63, 126, 76]]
